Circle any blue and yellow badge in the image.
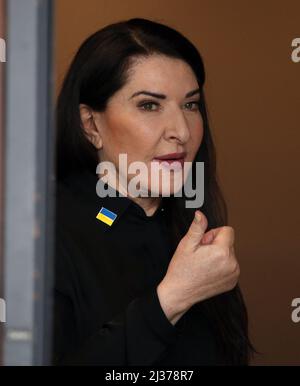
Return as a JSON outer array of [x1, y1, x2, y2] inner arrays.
[[96, 207, 117, 226]]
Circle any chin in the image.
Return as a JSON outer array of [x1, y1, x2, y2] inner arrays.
[[148, 177, 185, 197]]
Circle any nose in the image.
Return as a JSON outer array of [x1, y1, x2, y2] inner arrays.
[[163, 107, 191, 144]]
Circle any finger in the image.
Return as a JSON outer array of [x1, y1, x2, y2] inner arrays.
[[212, 226, 235, 248], [184, 210, 208, 250], [200, 229, 215, 245]]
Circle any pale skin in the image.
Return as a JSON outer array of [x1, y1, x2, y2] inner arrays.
[[80, 54, 240, 325]]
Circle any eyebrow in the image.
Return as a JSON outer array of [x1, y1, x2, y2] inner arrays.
[[129, 87, 201, 100]]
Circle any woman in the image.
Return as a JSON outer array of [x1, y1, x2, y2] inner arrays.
[[53, 17, 255, 366]]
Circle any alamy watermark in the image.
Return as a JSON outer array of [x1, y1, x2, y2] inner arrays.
[[0, 298, 5, 323], [95, 154, 204, 209], [0, 38, 6, 63], [291, 38, 300, 63], [291, 298, 300, 323]]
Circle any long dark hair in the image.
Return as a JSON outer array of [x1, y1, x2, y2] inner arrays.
[[56, 17, 256, 365]]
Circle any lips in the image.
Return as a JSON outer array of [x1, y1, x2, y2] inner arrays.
[[154, 152, 186, 160], [153, 152, 187, 168]]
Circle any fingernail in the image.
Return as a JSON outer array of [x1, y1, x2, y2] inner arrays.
[[194, 211, 202, 223]]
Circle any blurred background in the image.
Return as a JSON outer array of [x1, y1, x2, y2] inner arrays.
[[0, 0, 299, 365]]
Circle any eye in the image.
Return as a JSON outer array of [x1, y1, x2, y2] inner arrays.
[[184, 101, 200, 111], [138, 100, 160, 111]]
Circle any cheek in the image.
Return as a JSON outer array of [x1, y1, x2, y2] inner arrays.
[[103, 115, 137, 152], [104, 115, 159, 160]]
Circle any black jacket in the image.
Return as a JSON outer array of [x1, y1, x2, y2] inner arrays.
[[52, 168, 219, 365]]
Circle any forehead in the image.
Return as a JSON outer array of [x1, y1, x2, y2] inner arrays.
[[123, 54, 198, 96]]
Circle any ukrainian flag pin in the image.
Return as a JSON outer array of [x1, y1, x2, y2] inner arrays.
[[96, 207, 117, 226]]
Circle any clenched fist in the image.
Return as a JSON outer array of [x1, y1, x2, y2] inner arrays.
[[157, 210, 240, 325]]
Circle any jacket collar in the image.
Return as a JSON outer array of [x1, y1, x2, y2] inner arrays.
[[60, 168, 166, 231]]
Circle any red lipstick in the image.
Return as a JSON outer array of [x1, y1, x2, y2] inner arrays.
[[153, 152, 187, 169], [154, 152, 187, 160]]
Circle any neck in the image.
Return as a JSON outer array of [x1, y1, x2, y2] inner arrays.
[[127, 194, 162, 217]]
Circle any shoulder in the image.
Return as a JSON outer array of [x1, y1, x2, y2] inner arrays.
[[54, 174, 92, 293], [54, 171, 109, 291]]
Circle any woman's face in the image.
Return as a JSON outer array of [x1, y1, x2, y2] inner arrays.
[[86, 54, 204, 196]]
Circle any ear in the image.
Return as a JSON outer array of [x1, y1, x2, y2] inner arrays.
[[79, 104, 103, 149]]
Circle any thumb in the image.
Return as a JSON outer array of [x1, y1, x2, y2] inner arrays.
[[184, 210, 208, 250]]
